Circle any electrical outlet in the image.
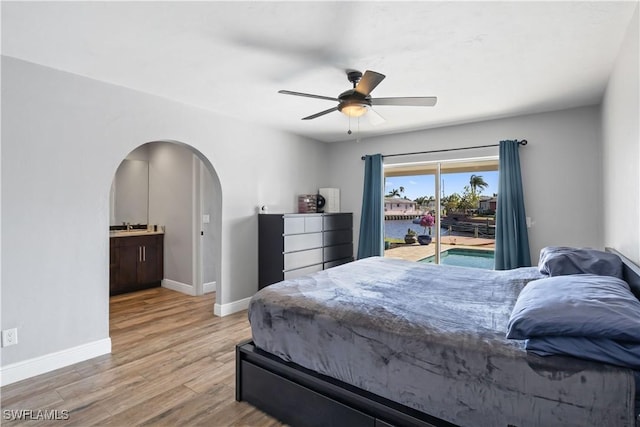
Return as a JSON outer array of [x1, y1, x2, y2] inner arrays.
[[2, 328, 18, 347]]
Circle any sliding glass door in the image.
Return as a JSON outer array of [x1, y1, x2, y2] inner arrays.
[[384, 157, 498, 268]]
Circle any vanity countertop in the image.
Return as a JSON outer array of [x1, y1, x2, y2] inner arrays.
[[110, 230, 165, 238]]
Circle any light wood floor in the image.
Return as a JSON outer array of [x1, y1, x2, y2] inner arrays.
[[1, 288, 283, 426]]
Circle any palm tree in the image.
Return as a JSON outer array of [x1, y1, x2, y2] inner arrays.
[[386, 188, 400, 198], [469, 174, 489, 195], [442, 193, 461, 213], [414, 196, 427, 206]]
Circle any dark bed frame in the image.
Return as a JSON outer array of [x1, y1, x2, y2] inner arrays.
[[236, 248, 640, 427]]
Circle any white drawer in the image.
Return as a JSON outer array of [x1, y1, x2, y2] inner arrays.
[[304, 216, 323, 233], [284, 264, 323, 280], [284, 248, 323, 271], [284, 215, 323, 234], [284, 233, 323, 252], [284, 217, 305, 234]]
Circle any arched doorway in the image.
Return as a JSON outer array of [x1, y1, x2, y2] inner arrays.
[[109, 140, 222, 305]]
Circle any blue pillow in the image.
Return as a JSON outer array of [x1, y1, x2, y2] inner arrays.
[[507, 274, 640, 341], [525, 336, 640, 369], [538, 246, 623, 279]]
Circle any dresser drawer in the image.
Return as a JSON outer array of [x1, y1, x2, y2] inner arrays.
[[323, 214, 352, 231], [284, 215, 323, 234], [324, 243, 353, 263], [324, 258, 352, 269], [284, 264, 323, 280], [324, 229, 352, 246], [284, 248, 323, 271], [284, 232, 323, 252]]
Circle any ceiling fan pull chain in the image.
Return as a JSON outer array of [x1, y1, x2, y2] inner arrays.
[[347, 115, 352, 135]]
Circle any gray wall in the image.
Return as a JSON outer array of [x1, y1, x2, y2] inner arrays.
[[326, 106, 604, 264], [1, 57, 328, 368], [148, 141, 196, 287], [602, 5, 639, 264], [201, 161, 217, 286]]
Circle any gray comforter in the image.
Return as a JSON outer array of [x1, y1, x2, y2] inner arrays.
[[249, 257, 638, 427]]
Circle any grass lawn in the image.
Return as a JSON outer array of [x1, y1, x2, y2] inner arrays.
[[385, 238, 405, 244]]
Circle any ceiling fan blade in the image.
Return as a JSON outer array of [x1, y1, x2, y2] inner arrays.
[[367, 107, 386, 126], [278, 90, 338, 102], [354, 70, 386, 96], [302, 106, 339, 120], [371, 97, 438, 106]]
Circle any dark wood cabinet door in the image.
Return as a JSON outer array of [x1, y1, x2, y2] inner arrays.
[[117, 246, 140, 290], [138, 235, 163, 285], [114, 243, 140, 294]]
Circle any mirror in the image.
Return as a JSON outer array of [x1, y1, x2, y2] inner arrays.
[[110, 159, 149, 226]]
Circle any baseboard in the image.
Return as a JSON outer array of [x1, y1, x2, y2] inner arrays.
[[162, 279, 196, 296], [0, 338, 111, 387], [214, 296, 251, 317], [203, 281, 216, 294]]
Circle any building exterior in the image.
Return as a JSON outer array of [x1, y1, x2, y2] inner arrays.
[[479, 196, 497, 213], [384, 198, 417, 214]]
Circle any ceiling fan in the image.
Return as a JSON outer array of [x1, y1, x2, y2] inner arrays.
[[278, 70, 437, 121]]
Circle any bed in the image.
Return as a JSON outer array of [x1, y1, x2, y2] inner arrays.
[[236, 247, 640, 427]]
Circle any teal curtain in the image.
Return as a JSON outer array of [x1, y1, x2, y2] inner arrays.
[[357, 154, 384, 259], [495, 140, 531, 269]]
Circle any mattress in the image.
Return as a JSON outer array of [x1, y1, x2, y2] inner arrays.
[[249, 257, 638, 427]]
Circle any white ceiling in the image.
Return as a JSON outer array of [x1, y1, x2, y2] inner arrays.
[[2, 1, 637, 143]]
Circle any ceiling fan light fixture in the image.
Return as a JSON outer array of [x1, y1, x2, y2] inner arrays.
[[278, 69, 436, 121], [339, 103, 368, 118]]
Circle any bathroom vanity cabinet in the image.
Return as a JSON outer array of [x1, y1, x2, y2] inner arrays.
[[110, 232, 164, 296]]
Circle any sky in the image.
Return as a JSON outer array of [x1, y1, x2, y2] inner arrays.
[[385, 171, 499, 200]]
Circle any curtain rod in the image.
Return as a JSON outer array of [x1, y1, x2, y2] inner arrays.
[[360, 139, 528, 160]]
